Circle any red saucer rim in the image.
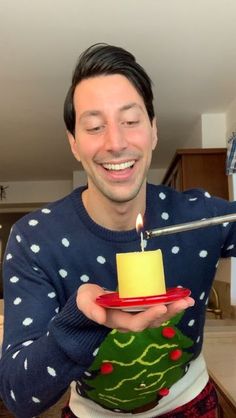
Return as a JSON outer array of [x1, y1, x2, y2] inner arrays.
[[96, 287, 191, 308]]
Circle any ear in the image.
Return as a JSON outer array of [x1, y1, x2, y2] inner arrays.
[[151, 117, 158, 150], [67, 131, 81, 162]]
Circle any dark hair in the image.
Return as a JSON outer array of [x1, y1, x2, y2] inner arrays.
[[64, 43, 155, 136]]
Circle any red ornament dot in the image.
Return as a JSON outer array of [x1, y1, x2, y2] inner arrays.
[[162, 327, 176, 339], [100, 362, 114, 375], [169, 348, 183, 361], [158, 387, 169, 397]]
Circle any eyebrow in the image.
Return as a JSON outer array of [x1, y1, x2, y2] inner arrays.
[[119, 103, 144, 113], [79, 103, 144, 121]]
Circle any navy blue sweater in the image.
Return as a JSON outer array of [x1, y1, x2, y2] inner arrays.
[[1, 184, 236, 417]]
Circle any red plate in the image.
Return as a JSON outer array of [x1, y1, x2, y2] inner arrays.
[[96, 287, 191, 312]]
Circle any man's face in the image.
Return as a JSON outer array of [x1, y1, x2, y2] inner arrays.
[[68, 74, 157, 204]]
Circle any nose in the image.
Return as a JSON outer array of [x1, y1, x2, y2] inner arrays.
[[104, 123, 128, 153]]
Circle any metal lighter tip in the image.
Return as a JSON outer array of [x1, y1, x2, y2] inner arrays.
[[144, 213, 236, 239]]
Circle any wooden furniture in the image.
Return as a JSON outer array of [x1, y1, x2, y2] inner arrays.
[[204, 327, 236, 418], [212, 378, 236, 418], [161, 148, 229, 199]]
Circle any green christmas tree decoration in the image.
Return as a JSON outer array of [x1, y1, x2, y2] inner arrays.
[[83, 312, 194, 412]]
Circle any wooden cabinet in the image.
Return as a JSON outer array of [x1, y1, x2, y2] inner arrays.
[[211, 378, 236, 418], [162, 148, 229, 199]]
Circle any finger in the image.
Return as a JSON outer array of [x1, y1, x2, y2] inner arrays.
[[106, 304, 168, 333], [77, 284, 107, 323], [165, 297, 195, 315], [148, 297, 195, 328]]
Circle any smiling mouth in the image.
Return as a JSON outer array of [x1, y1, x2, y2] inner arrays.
[[102, 160, 135, 171]]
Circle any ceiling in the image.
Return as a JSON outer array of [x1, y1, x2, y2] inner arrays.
[[1, 0, 236, 182]]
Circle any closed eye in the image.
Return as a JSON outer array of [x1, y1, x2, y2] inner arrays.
[[86, 125, 104, 133], [123, 120, 139, 126]]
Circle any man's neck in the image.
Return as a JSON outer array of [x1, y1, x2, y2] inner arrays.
[[82, 187, 146, 231]]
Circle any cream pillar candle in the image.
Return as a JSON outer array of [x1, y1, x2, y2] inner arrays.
[[116, 249, 166, 298]]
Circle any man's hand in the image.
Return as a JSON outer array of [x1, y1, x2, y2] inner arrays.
[[77, 284, 195, 332]]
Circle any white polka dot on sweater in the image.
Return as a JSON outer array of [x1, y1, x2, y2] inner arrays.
[[47, 366, 57, 377], [171, 246, 180, 254], [159, 192, 166, 200], [59, 269, 68, 278], [189, 197, 198, 201], [22, 318, 33, 326], [196, 336, 200, 343], [6, 253, 13, 260], [22, 340, 33, 346], [12, 350, 20, 359], [41, 208, 51, 214], [84, 371, 91, 377], [10, 390, 16, 401], [10, 276, 19, 283], [199, 250, 208, 258], [13, 297, 22, 305], [30, 245, 40, 253], [199, 292, 205, 300], [80, 274, 89, 282], [97, 256, 106, 264], [204, 192, 211, 198], [48, 292, 56, 299], [223, 222, 229, 227], [28, 219, 39, 226], [161, 212, 169, 220], [24, 358, 28, 370], [62, 238, 70, 247], [227, 244, 234, 250], [32, 397, 41, 403], [188, 319, 195, 327], [93, 347, 99, 356], [16, 235, 21, 242]]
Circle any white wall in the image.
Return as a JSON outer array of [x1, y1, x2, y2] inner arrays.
[[186, 113, 227, 149], [148, 168, 166, 184], [0, 180, 72, 206], [72, 170, 87, 188], [185, 118, 202, 148], [201, 113, 226, 147]]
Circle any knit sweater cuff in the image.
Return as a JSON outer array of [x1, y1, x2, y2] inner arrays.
[[49, 292, 109, 366]]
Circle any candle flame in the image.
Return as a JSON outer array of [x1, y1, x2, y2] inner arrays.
[[136, 213, 143, 234]]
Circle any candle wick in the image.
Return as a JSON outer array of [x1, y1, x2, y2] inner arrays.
[[140, 231, 144, 252]]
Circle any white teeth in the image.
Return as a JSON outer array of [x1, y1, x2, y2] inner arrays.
[[103, 160, 135, 171]]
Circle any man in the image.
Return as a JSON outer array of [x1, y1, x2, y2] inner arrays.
[[0, 43, 235, 418]]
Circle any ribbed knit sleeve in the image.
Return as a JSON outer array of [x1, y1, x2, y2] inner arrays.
[[49, 293, 109, 366]]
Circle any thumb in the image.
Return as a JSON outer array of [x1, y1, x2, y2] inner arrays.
[[77, 283, 107, 324]]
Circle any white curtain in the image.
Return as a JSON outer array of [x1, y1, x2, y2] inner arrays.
[[226, 132, 236, 175]]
